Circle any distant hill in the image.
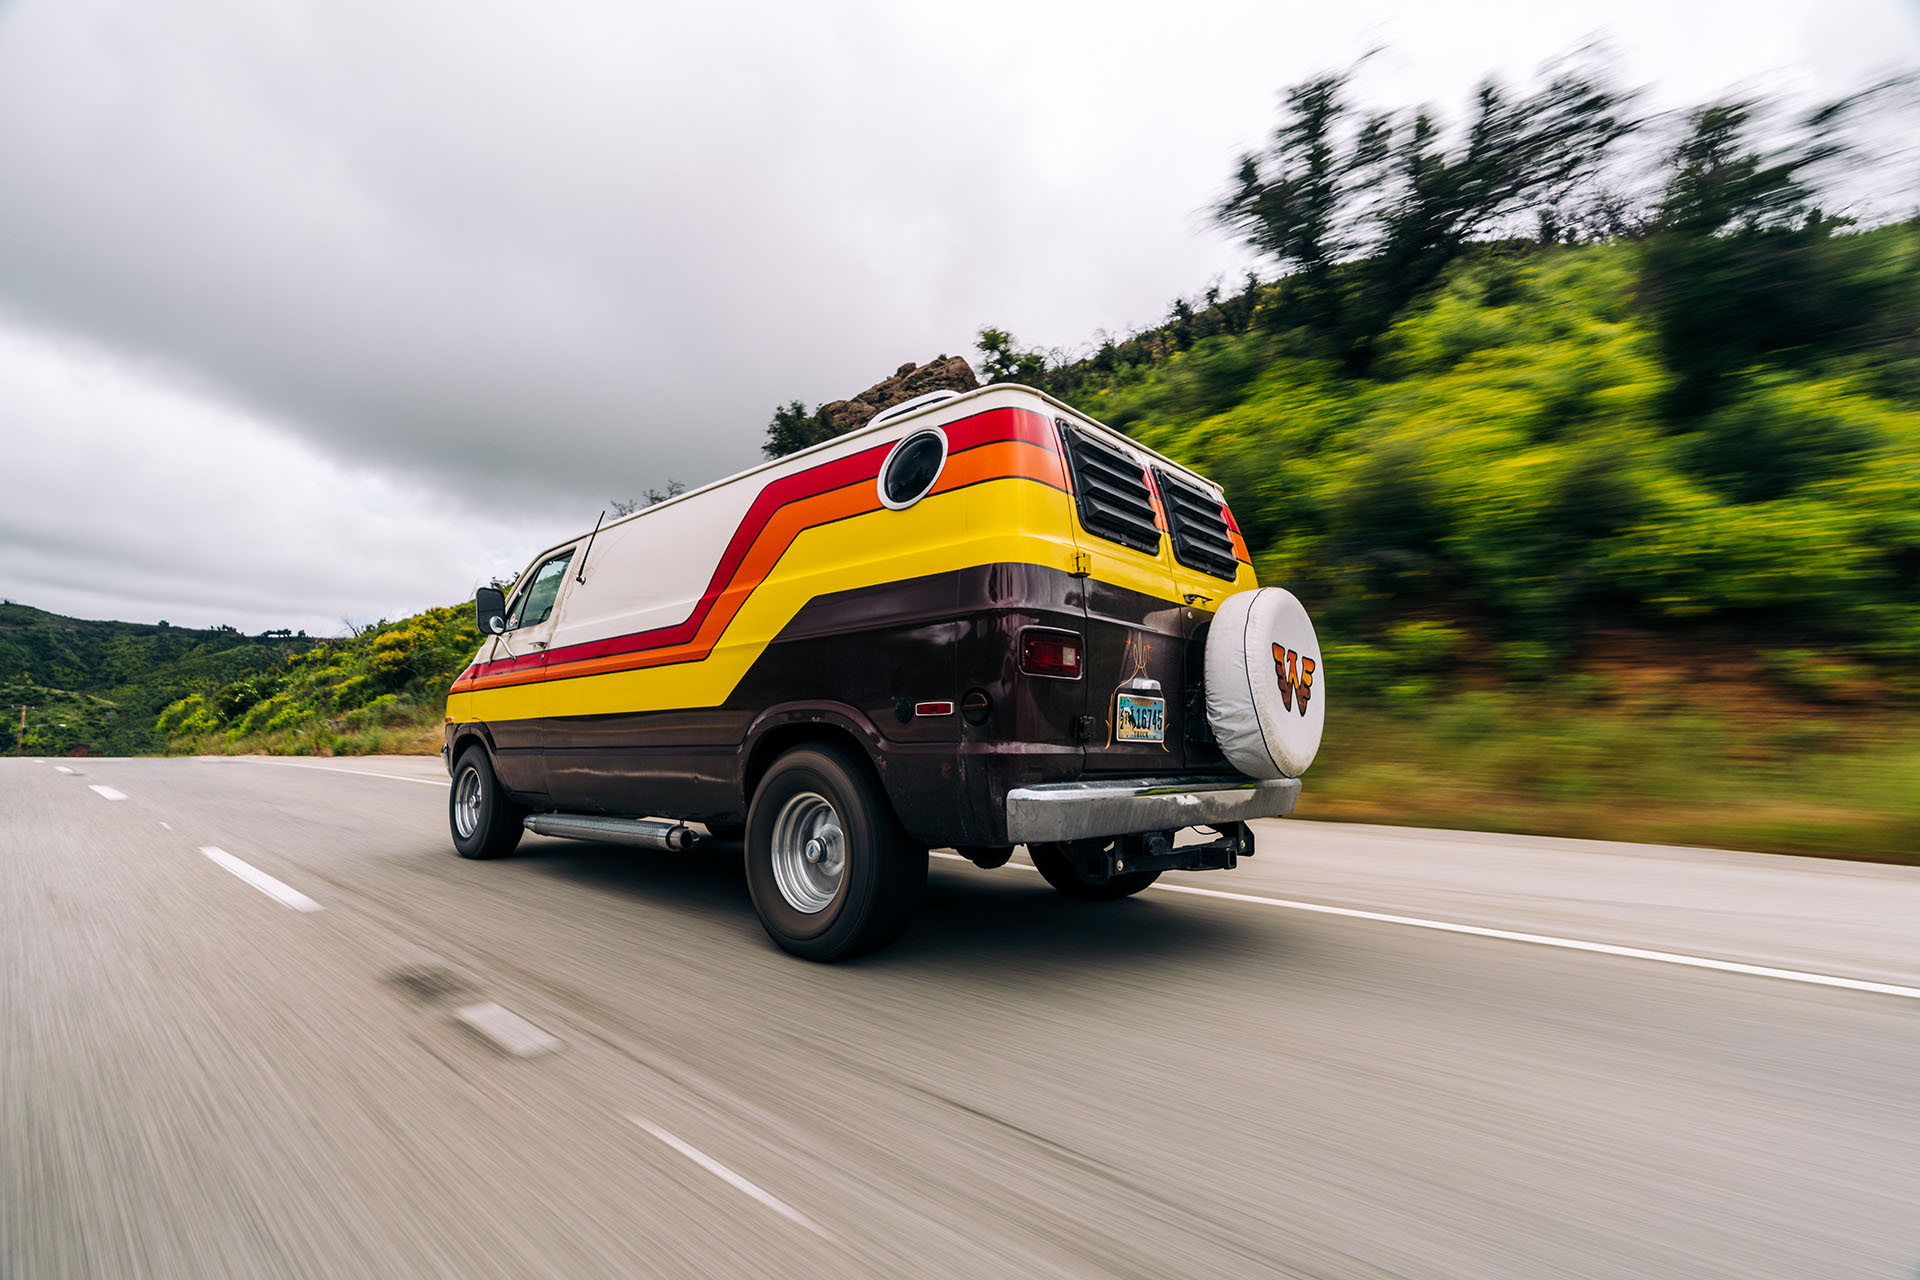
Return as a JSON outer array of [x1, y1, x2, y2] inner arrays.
[[151, 603, 481, 758], [0, 603, 319, 756], [1, 599, 485, 758]]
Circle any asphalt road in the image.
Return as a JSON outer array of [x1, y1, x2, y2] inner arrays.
[[4, 755, 1918, 1279]]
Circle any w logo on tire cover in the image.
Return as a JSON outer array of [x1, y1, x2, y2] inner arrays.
[[1271, 644, 1315, 716]]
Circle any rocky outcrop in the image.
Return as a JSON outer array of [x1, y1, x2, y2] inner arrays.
[[818, 356, 979, 433]]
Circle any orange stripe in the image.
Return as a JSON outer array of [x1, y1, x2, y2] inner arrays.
[[538, 478, 879, 683]]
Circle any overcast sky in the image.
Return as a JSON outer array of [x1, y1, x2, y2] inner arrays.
[[1, 0, 1914, 635]]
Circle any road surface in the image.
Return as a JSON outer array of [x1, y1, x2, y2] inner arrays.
[[4, 755, 1918, 1278]]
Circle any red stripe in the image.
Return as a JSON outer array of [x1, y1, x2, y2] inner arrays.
[[454, 406, 1061, 691], [1221, 502, 1252, 564]]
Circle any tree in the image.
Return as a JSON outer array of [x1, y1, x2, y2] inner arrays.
[[645, 478, 688, 505], [1216, 58, 1634, 374], [975, 328, 1049, 385], [1639, 92, 1916, 416], [761, 399, 838, 459], [610, 479, 689, 515]]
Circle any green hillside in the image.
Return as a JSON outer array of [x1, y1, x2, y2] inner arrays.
[[1082, 235, 1919, 676], [0, 603, 318, 756], [153, 605, 481, 758]]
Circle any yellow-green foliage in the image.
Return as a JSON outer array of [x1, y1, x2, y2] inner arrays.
[[159, 604, 480, 756], [1090, 243, 1920, 684]]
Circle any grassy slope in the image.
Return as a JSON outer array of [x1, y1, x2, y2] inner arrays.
[[1303, 653, 1920, 864]]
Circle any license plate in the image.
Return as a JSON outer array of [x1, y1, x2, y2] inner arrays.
[[1115, 693, 1166, 743]]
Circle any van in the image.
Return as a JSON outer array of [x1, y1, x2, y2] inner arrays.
[[444, 384, 1325, 960]]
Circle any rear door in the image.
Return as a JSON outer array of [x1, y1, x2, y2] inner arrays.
[[1149, 462, 1252, 774], [1053, 419, 1191, 776]]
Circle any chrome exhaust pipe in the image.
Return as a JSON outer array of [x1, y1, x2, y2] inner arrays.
[[523, 813, 697, 851]]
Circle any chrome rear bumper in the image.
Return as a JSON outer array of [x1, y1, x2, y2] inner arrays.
[[1004, 774, 1301, 845]]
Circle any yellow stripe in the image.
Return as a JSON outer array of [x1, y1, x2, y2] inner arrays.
[[448, 477, 1257, 725]]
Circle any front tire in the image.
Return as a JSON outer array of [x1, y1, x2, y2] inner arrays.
[[450, 745, 526, 860], [744, 744, 926, 961], [1029, 840, 1161, 900]]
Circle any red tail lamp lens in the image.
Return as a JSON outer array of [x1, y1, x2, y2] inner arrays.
[[1020, 630, 1084, 679]]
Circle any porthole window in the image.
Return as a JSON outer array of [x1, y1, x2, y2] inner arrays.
[[877, 428, 948, 510]]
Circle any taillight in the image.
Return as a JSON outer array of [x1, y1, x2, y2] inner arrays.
[[1020, 628, 1084, 679]]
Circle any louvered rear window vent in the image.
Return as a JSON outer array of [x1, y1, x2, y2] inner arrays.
[[1154, 467, 1239, 580], [1058, 422, 1161, 556]]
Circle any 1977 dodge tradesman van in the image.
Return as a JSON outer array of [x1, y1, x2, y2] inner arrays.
[[445, 384, 1324, 959]]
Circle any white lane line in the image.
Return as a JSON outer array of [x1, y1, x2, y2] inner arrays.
[[930, 851, 1920, 1001], [54, 765, 74, 774], [224, 758, 450, 787], [629, 1118, 831, 1240], [159, 821, 173, 830], [87, 785, 128, 801], [33, 758, 45, 764], [199, 847, 324, 913], [455, 1002, 561, 1057]]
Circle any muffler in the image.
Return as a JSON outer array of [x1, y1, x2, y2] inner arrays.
[[523, 813, 697, 851]]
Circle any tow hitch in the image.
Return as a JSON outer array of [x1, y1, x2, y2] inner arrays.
[[1055, 822, 1255, 883]]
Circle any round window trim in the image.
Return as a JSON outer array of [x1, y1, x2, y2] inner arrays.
[[876, 427, 950, 511]]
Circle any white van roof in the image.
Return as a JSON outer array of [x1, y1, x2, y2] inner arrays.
[[516, 382, 1221, 573]]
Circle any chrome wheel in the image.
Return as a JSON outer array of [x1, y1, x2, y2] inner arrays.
[[769, 790, 845, 914], [453, 766, 482, 839]]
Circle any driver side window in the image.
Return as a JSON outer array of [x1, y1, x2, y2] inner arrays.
[[504, 549, 575, 631]]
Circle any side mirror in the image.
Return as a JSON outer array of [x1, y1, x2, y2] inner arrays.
[[475, 586, 508, 636]]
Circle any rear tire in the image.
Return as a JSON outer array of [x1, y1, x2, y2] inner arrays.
[[1028, 840, 1161, 900], [450, 746, 526, 860], [745, 744, 926, 961]]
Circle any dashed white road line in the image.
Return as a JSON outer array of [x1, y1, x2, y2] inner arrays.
[[455, 1002, 561, 1057], [87, 785, 128, 801], [223, 758, 450, 787], [930, 851, 1920, 1001], [54, 765, 74, 774], [158, 821, 173, 830], [199, 847, 323, 913], [629, 1118, 831, 1240]]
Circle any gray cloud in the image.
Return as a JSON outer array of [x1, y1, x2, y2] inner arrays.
[[0, 324, 564, 633], [0, 0, 1911, 628], [0, 0, 1271, 509]]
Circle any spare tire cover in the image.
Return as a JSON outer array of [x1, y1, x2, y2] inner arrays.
[[1204, 588, 1325, 778]]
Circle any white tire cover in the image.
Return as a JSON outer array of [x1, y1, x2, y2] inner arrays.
[[1204, 588, 1325, 778]]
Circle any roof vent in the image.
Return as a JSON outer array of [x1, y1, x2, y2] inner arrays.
[[1154, 467, 1238, 580], [867, 389, 963, 429]]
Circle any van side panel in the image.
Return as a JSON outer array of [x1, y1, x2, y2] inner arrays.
[[445, 409, 1079, 725]]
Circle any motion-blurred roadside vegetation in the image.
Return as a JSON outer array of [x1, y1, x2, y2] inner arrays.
[[969, 63, 1919, 678]]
